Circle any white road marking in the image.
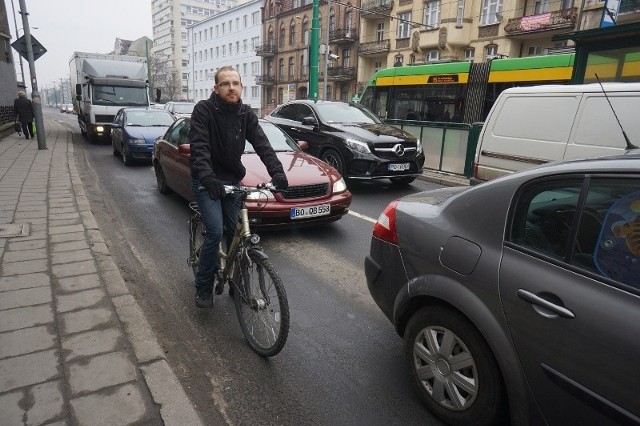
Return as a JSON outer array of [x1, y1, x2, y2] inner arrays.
[[348, 210, 378, 224]]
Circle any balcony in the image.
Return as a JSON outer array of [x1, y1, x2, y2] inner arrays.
[[361, 0, 393, 18], [330, 28, 358, 44], [504, 8, 578, 36], [256, 75, 276, 85], [256, 43, 277, 57], [327, 67, 356, 81], [358, 39, 391, 56]]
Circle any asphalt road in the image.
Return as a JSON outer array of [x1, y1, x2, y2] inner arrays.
[[50, 109, 446, 426]]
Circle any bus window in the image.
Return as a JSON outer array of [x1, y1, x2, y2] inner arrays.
[[372, 88, 389, 119]]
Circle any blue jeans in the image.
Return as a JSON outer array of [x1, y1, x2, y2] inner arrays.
[[191, 179, 242, 291]]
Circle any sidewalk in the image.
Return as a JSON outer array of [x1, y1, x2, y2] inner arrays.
[[0, 118, 203, 425]]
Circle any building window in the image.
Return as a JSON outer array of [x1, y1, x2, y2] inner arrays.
[[376, 23, 385, 42], [528, 46, 543, 55], [425, 50, 439, 62], [480, 0, 502, 25], [280, 24, 286, 47], [279, 58, 285, 77], [374, 61, 383, 71], [485, 44, 498, 60], [289, 57, 295, 78], [342, 49, 350, 68], [534, 0, 549, 14], [410, 53, 416, 64], [302, 17, 309, 44], [464, 47, 475, 60], [278, 87, 284, 103], [290, 21, 296, 45], [424, 0, 441, 28], [397, 12, 411, 39], [329, 9, 335, 33], [345, 10, 353, 33]]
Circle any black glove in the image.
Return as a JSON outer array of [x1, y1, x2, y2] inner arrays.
[[271, 172, 288, 190], [232, 163, 246, 181], [200, 175, 225, 200]]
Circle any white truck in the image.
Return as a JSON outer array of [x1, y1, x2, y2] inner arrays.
[[70, 52, 150, 143]]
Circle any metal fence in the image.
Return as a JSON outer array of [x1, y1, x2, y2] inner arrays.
[[385, 119, 483, 178]]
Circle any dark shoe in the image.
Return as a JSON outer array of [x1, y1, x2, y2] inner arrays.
[[195, 288, 213, 308]]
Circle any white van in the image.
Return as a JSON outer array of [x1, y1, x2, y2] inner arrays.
[[471, 83, 640, 184]]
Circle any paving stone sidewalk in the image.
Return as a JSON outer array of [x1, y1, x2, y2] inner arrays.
[[0, 118, 203, 426]]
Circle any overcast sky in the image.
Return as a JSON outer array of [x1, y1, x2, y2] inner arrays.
[[5, 0, 153, 88]]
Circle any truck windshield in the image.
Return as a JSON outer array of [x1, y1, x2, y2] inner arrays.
[[92, 85, 148, 106]]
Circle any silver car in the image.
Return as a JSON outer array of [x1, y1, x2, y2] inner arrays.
[[365, 152, 640, 425]]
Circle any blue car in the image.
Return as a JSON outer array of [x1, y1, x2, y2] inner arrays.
[[111, 107, 176, 166]]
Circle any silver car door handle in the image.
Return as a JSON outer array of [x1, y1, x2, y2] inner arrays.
[[516, 289, 576, 319]]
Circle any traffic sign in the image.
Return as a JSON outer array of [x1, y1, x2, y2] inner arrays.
[[11, 34, 47, 61]]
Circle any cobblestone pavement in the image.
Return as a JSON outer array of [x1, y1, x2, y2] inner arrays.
[[0, 118, 203, 426]]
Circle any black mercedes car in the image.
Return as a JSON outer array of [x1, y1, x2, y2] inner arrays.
[[265, 100, 425, 185]]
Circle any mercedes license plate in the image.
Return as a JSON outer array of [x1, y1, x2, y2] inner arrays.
[[389, 163, 410, 171], [290, 204, 331, 219]]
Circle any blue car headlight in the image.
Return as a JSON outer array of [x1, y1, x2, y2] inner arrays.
[[345, 138, 371, 154]]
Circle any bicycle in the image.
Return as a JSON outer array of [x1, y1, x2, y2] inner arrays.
[[187, 183, 290, 357]]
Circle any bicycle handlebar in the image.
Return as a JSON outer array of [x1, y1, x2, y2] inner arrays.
[[223, 183, 279, 194]]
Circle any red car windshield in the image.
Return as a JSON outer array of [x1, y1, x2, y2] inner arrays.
[[245, 123, 299, 153]]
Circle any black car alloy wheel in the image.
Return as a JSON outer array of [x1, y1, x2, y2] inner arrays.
[[403, 306, 507, 425], [321, 148, 344, 176]]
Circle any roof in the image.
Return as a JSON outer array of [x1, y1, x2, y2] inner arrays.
[[500, 82, 640, 94]]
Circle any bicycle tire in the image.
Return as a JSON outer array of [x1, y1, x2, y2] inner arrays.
[[189, 214, 204, 278], [233, 251, 290, 357]]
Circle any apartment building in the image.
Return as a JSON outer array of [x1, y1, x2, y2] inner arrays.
[[256, 0, 639, 109], [257, 0, 361, 114], [151, 0, 235, 100], [189, 0, 264, 114]]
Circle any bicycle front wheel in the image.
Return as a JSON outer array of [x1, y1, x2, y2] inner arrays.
[[233, 251, 289, 357]]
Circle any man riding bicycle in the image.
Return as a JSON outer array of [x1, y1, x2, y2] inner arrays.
[[189, 66, 288, 308]]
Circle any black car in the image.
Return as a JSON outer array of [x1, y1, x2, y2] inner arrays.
[[265, 100, 425, 185]]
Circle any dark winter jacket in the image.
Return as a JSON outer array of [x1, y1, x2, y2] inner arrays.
[[189, 92, 285, 183], [14, 97, 34, 123]]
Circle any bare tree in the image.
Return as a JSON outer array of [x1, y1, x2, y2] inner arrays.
[[149, 53, 182, 102]]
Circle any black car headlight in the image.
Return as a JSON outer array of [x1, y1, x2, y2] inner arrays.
[[345, 138, 371, 154]]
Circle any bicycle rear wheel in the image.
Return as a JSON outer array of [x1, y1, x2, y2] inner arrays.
[[233, 251, 289, 357], [189, 214, 204, 278]]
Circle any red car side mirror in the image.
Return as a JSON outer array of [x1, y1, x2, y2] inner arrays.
[[297, 140, 308, 151], [178, 144, 191, 155]]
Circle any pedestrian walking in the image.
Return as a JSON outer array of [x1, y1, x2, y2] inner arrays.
[[14, 91, 35, 139]]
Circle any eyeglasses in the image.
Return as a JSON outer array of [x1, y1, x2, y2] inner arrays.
[[218, 81, 242, 88]]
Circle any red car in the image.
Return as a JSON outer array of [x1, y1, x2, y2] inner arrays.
[[152, 118, 352, 228]]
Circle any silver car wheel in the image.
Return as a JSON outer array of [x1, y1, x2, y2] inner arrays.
[[413, 325, 478, 411]]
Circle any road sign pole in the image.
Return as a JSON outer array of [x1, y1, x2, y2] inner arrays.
[[19, 0, 46, 150]]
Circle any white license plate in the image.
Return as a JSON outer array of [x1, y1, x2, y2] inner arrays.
[[290, 204, 331, 219], [389, 163, 410, 171]]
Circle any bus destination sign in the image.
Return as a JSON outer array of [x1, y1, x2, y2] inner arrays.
[[428, 75, 459, 83]]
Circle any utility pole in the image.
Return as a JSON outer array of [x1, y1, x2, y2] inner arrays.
[[9, 0, 26, 87], [19, 0, 46, 149], [309, 0, 320, 100], [60, 78, 66, 103], [322, 0, 331, 100]]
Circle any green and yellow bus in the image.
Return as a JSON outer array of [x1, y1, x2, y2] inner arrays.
[[359, 53, 576, 124]]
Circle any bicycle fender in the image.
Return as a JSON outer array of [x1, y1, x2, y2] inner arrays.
[[248, 247, 269, 261]]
